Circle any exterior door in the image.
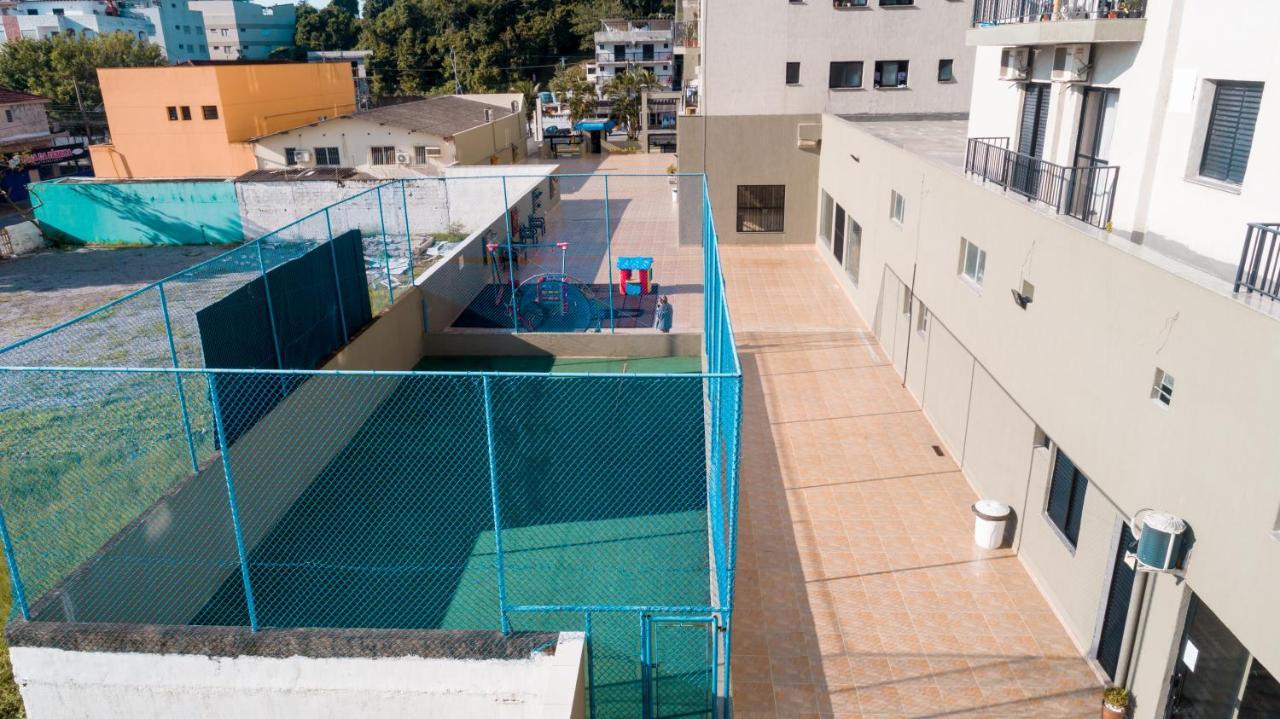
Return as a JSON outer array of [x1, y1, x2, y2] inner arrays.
[[1012, 82, 1051, 198], [1069, 87, 1120, 223], [642, 616, 716, 719], [1096, 523, 1137, 680], [1167, 596, 1280, 718]]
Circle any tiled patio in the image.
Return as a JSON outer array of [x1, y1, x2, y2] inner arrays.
[[722, 246, 1103, 718]]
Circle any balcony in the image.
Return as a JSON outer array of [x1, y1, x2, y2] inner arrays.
[[1236, 223, 1280, 302], [968, 0, 1147, 46], [965, 137, 1119, 230], [596, 50, 675, 65]]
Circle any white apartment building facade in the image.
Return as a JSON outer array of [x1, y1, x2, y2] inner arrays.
[[676, 0, 975, 245], [188, 0, 292, 61], [800, 1, 1280, 716], [0, 0, 208, 62], [590, 18, 676, 93]]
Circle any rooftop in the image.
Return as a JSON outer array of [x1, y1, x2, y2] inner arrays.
[[0, 87, 49, 105], [258, 95, 516, 140]]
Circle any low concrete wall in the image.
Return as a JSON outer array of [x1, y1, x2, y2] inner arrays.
[[322, 286, 426, 372], [9, 627, 585, 719], [237, 179, 451, 241], [423, 331, 700, 358]]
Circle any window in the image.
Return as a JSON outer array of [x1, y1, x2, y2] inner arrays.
[[736, 185, 785, 233], [284, 147, 298, 166], [1199, 81, 1263, 185], [413, 145, 441, 164], [874, 60, 909, 88], [915, 300, 929, 334], [834, 0, 868, 7], [938, 59, 955, 83], [880, 0, 913, 4], [3, 110, 11, 123], [832, 203, 846, 264], [371, 146, 396, 165], [890, 190, 905, 224], [829, 61, 863, 89], [819, 191, 834, 246], [785, 62, 801, 86], [902, 285, 912, 316], [180, 106, 191, 121], [1151, 368, 1175, 407], [314, 147, 340, 166], [201, 105, 218, 120], [845, 215, 862, 285], [166, 106, 179, 121], [51, 8, 64, 15], [1046, 448, 1088, 548], [959, 238, 986, 287]]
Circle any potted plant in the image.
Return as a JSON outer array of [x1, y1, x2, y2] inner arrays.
[[1102, 687, 1130, 719], [666, 163, 679, 200]]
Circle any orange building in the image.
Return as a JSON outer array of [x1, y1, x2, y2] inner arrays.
[[90, 62, 356, 179]]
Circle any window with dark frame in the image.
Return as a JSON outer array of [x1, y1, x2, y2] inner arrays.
[[845, 215, 862, 285], [874, 60, 909, 88], [180, 106, 192, 121], [829, 61, 863, 89], [938, 59, 955, 83], [834, 0, 868, 7], [166, 106, 179, 121], [1046, 449, 1089, 548], [284, 147, 298, 166], [832, 203, 846, 264], [1199, 81, 1264, 185], [201, 105, 218, 120], [736, 185, 785, 233], [879, 0, 913, 5], [314, 147, 340, 166], [786, 62, 801, 85], [371, 146, 397, 165]]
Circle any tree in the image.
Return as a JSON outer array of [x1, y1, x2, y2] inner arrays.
[[331, 0, 359, 17], [0, 33, 164, 133], [604, 69, 655, 140], [507, 78, 536, 123], [549, 64, 597, 127], [361, 0, 393, 20], [294, 2, 359, 52]]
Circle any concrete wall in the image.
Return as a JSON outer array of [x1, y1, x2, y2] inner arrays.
[[423, 332, 700, 359], [11, 632, 586, 719], [324, 286, 427, 372], [0, 101, 53, 141], [236, 179, 451, 240], [30, 179, 243, 245], [678, 114, 820, 245], [815, 114, 1280, 715]]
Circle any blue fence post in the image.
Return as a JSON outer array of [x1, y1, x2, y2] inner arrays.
[[500, 177, 519, 333], [481, 375, 511, 634], [208, 373, 260, 632], [324, 208, 349, 344], [603, 175, 616, 333], [157, 283, 200, 473], [0, 505, 30, 620], [400, 179, 415, 280], [255, 240, 285, 372], [376, 185, 394, 304], [585, 611, 596, 719]]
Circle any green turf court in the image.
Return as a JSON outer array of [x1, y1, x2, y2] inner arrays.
[[412, 354, 703, 374]]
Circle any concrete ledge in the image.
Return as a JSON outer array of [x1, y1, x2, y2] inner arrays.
[[966, 18, 1146, 46], [423, 331, 701, 359]]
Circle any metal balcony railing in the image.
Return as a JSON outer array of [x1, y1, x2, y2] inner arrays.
[[965, 137, 1119, 230], [598, 50, 675, 64], [676, 20, 698, 47], [1235, 223, 1280, 301], [972, 0, 1147, 26]]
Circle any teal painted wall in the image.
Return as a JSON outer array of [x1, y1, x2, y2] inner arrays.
[[29, 180, 243, 245]]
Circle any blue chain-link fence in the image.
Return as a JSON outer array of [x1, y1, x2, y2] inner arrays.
[[0, 172, 739, 717]]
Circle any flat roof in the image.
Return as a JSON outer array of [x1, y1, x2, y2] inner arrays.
[[837, 113, 970, 172]]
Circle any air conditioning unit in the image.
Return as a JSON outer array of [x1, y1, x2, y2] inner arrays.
[[292, 149, 312, 163], [1051, 44, 1091, 83], [395, 151, 411, 165], [998, 47, 1031, 81]]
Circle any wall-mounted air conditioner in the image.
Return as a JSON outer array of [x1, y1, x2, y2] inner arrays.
[[998, 47, 1030, 81], [1051, 44, 1091, 83], [395, 151, 411, 165], [292, 149, 312, 163]]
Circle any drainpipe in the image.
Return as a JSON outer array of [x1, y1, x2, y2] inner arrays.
[[1114, 568, 1150, 687]]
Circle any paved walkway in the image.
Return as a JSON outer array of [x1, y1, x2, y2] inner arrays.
[[722, 246, 1102, 718]]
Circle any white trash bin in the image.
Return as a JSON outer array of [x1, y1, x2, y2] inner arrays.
[[972, 500, 1011, 549]]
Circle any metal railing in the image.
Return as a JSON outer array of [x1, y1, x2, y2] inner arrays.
[[597, 50, 676, 64], [972, 0, 1147, 26], [965, 137, 1119, 230], [1235, 223, 1280, 301]]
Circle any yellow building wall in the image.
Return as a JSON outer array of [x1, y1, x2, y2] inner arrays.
[[92, 63, 356, 179]]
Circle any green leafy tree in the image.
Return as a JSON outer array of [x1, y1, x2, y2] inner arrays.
[[331, 0, 359, 17], [0, 33, 164, 132], [604, 68, 655, 140], [507, 78, 537, 122], [361, 0, 393, 20], [294, 2, 359, 51], [549, 64, 597, 127]]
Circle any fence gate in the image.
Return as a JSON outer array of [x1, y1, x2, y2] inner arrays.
[[641, 615, 717, 719]]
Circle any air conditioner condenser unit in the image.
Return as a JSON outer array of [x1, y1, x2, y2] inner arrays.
[[1051, 44, 1091, 83], [999, 47, 1031, 81]]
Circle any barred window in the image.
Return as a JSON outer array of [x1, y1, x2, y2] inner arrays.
[[314, 147, 340, 166], [370, 146, 396, 165], [736, 185, 785, 233]]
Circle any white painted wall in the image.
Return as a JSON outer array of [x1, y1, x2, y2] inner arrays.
[[699, 0, 974, 117], [12, 633, 586, 719]]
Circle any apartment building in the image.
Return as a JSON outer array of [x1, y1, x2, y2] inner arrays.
[[801, 1, 1280, 716], [188, 0, 293, 61], [0, 0, 209, 62], [590, 18, 676, 93], [677, 0, 974, 244], [90, 62, 354, 178]]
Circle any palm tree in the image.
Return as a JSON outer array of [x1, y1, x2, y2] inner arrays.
[[604, 69, 657, 141], [548, 65, 598, 128]]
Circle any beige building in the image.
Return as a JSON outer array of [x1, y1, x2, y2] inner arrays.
[[676, 0, 974, 245], [252, 95, 527, 178]]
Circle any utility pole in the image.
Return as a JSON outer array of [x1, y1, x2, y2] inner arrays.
[[450, 46, 462, 94], [72, 78, 92, 144]]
